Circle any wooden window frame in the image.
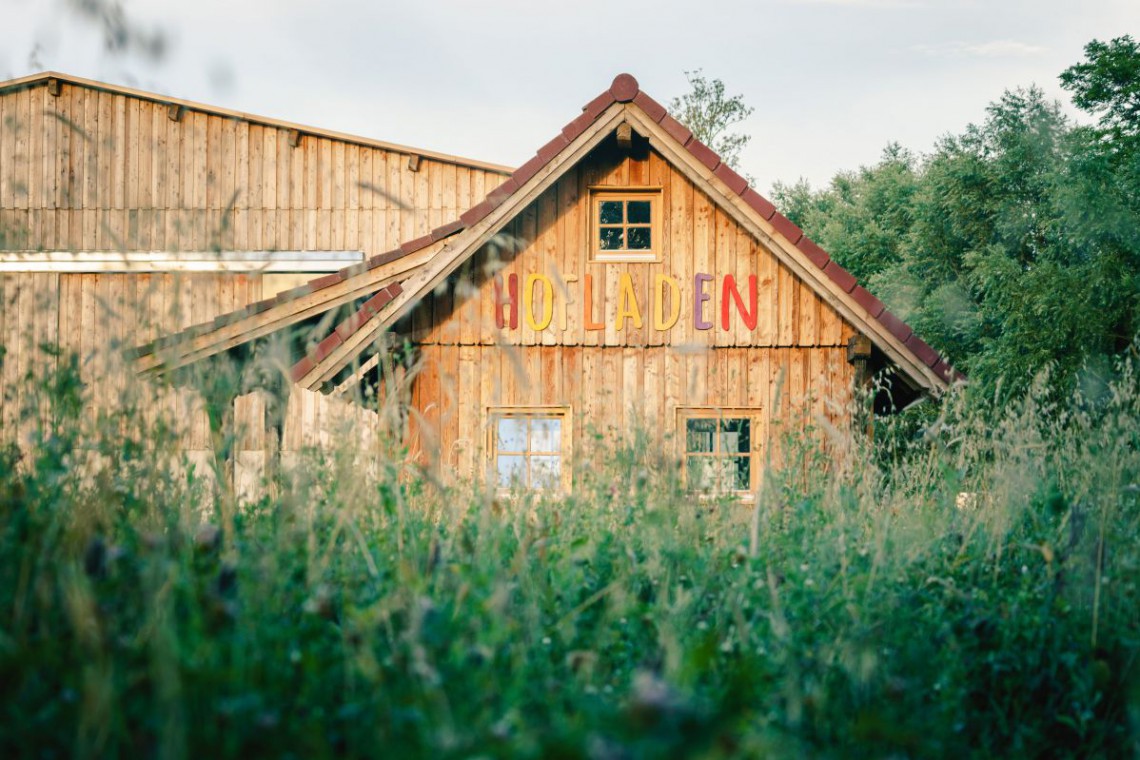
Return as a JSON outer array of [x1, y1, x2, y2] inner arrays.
[[676, 406, 762, 498], [487, 405, 573, 493], [588, 186, 662, 263]]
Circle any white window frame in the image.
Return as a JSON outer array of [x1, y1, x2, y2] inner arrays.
[[676, 406, 762, 498], [589, 187, 662, 263], [487, 406, 572, 493]]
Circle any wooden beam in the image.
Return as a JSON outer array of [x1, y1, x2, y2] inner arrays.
[[407, 154, 422, 172], [297, 105, 630, 389], [135, 244, 439, 375], [166, 103, 184, 122], [47, 78, 62, 97], [287, 129, 302, 148], [616, 123, 633, 151]]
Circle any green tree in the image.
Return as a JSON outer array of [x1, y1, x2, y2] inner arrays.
[[668, 70, 754, 172], [1061, 35, 1140, 143]]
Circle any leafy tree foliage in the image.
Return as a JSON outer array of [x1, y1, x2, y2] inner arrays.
[[668, 70, 754, 173], [773, 38, 1140, 400]]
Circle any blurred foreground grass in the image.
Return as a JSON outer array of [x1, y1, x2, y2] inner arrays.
[[1, 350, 1139, 758]]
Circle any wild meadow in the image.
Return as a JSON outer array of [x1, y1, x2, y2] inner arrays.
[[1, 345, 1137, 759]]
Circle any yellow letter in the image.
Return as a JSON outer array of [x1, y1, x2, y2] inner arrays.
[[615, 272, 643, 331], [524, 273, 554, 331], [653, 274, 680, 331]]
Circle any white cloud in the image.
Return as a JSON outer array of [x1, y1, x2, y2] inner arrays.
[[912, 40, 1048, 58]]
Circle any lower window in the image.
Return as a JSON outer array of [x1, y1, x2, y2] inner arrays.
[[678, 408, 760, 495], [489, 407, 570, 491]]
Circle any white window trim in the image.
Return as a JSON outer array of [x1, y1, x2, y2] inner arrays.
[[0, 250, 364, 273], [676, 406, 762, 498], [487, 405, 573, 493], [589, 186, 662, 263]]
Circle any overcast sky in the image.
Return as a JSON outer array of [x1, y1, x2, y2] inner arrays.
[[3, 0, 1138, 194]]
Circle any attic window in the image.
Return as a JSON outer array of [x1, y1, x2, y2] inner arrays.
[[590, 188, 660, 262]]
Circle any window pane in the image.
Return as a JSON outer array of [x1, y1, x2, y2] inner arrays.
[[531, 456, 561, 489], [531, 417, 561, 452], [497, 455, 526, 487], [599, 228, 624, 250], [627, 200, 651, 224], [496, 417, 527, 451], [687, 456, 718, 492], [686, 418, 717, 453], [627, 226, 651, 250], [728, 456, 751, 491], [719, 418, 751, 454], [599, 201, 623, 224]]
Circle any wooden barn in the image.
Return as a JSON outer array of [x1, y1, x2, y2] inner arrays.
[[1, 71, 958, 496]]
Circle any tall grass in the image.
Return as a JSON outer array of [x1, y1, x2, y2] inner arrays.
[[1, 346, 1138, 758]]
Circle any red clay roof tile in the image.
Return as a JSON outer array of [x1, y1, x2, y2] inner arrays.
[[685, 136, 720, 171], [905, 334, 940, 368], [583, 91, 615, 120], [769, 213, 804, 245], [851, 285, 885, 318], [713, 163, 748, 196], [537, 133, 570, 163], [274, 283, 314, 303], [878, 309, 913, 344], [561, 110, 596, 143], [311, 332, 344, 364], [430, 219, 465, 242], [308, 271, 346, 291], [400, 234, 435, 255], [741, 188, 777, 220], [659, 113, 692, 146], [460, 199, 495, 227], [290, 356, 315, 383], [368, 248, 405, 269], [632, 91, 667, 123], [823, 260, 857, 293], [487, 177, 520, 207], [511, 153, 547, 188], [797, 236, 830, 269]]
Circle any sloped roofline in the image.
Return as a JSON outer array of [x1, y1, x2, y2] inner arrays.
[[0, 71, 513, 175], [137, 73, 962, 394]]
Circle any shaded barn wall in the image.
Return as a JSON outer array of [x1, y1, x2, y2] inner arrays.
[[0, 78, 507, 473], [393, 139, 858, 478]]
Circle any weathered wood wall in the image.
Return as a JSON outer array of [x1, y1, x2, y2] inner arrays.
[[0, 76, 507, 480], [399, 140, 858, 478]]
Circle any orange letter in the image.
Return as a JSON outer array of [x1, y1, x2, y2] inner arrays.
[[583, 273, 604, 331]]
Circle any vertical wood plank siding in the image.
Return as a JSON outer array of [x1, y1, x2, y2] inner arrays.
[[396, 140, 857, 479], [0, 79, 507, 460]]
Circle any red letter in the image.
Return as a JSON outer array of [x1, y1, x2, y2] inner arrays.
[[721, 274, 758, 331], [494, 273, 518, 329]]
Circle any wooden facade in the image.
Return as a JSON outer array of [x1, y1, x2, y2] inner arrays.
[[2, 71, 955, 498], [398, 139, 857, 480], [0, 72, 508, 490]]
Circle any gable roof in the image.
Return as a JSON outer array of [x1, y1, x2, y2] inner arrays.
[[0, 71, 513, 175], [137, 74, 962, 394]]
